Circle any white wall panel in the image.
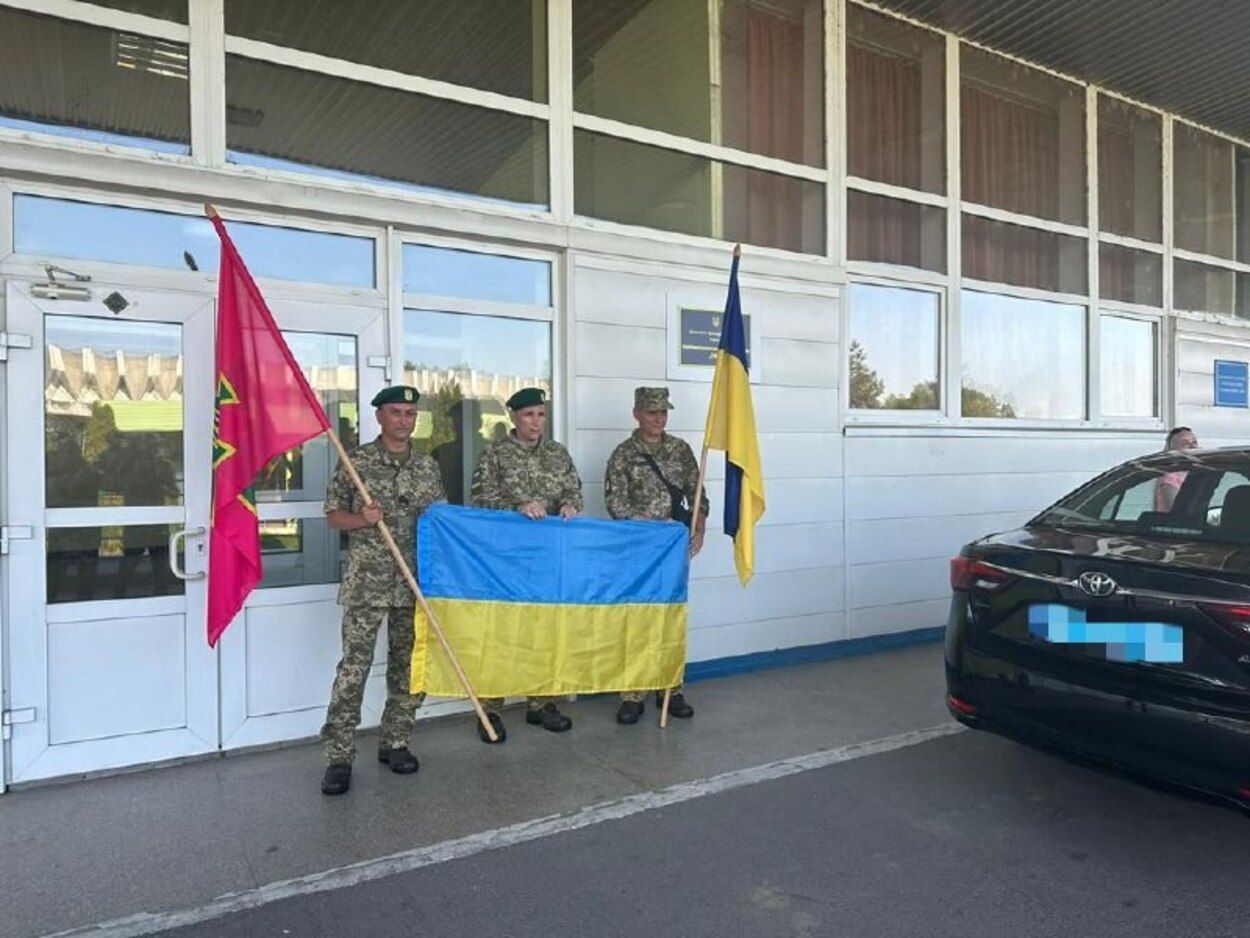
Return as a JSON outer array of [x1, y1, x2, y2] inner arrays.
[[848, 598, 948, 640], [689, 567, 841, 629], [848, 556, 948, 610], [845, 435, 1153, 478], [574, 268, 669, 328], [759, 337, 837, 387], [846, 471, 1090, 521], [847, 511, 1029, 565], [692, 522, 843, 579], [575, 322, 666, 378], [687, 611, 845, 661]]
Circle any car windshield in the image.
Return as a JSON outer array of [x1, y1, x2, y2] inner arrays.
[[1033, 451, 1250, 544]]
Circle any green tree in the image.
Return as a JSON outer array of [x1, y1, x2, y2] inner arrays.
[[883, 380, 939, 411], [848, 340, 885, 409], [960, 385, 1016, 418]]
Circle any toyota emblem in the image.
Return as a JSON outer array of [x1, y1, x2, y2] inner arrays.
[[1077, 571, 1118, 597]]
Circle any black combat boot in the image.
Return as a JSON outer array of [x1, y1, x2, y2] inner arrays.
[[377, 746, 419, 774], [321, 763, 352, 795], [656, 691, 694, 719], [477, 712, 507, 744], [525, 702, 572, 732], [616, 700, 644, 724]]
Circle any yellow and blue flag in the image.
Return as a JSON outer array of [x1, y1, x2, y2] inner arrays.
[[410, 505, 688, 697], [705, 252, 766, 584]]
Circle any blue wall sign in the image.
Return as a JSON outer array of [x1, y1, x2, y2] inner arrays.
[[1214, 359, 1249, 408], [679, 308, 750, 367]]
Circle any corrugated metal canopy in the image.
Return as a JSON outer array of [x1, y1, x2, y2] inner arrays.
[[869, 0, 1250, 141]]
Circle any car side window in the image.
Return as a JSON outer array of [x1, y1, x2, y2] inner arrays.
[[1099, 477, 1157, 521], [1203, 471, 1250, 527]]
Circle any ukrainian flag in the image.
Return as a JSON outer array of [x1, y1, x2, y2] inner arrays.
[[410, 504, 688, 697], [705, 252, 766, 585]]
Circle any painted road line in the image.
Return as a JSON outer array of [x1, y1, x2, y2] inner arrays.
[[47, 723, 964, 938]]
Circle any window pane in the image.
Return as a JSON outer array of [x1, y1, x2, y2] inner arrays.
[[15, 196, 375, 287], [1098, 97, 1161, 242], [1174, 259, 1234, 314], [403, 310, 552, 504], [0, 8, 189, 153], [257, 518, 346, 589], [225, 0, 546, 101], [848, 191, 945, 271], [1099, 243, 1162, 306], [574, 130, 824, 254], [1173, 123, 1234, 260], [962, 215, 1087, 294], [226, 56, 548, 210], [961, 291, 1085, 420], [1100, 315, 1157, 418], [403, 246, 551, 306], [87, 0, 186, 20], [572, 0, 823, 166], [47, 525, 183, 603], [46, 316, 183, 509], [848, 283, 940, 410], [847, 6, 944, 193], [961, 47, 1085, 224], [256, 334, 358, 503]]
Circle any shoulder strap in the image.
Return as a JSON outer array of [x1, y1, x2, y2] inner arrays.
[[639, 450, 688, 505]]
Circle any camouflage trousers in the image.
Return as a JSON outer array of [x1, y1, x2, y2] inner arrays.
[[321, 604, 425, 765], [621, 685, 683, 703], [482, 696, 559, 713]]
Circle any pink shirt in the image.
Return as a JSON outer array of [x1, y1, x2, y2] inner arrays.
[[1154, 471, 1188, 511]]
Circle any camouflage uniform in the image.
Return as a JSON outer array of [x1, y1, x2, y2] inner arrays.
[[470, 432, 583, 712], [605, 421, 707, 704], [320, 439, 446, 764]]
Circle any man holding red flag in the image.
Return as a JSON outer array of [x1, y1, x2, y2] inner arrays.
[[207, 209, 330, 646]]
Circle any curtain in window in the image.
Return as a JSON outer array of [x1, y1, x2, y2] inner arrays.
[[961, 84, 1056, 219], [745, 6, 803, 250], [847, 42, 921, 188]]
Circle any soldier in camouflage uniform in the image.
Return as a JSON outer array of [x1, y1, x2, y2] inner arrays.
[[469, 386, 582, 741], [319, 385, 446, 796], [604, 386, 708, 725]]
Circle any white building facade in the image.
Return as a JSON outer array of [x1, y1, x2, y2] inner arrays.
[[2, 0, 1249, 788]]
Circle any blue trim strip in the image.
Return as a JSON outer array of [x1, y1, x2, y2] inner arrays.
[[684, 626, 944, 683]]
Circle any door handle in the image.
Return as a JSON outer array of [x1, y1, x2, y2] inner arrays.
[[169, 527, 207, 580]]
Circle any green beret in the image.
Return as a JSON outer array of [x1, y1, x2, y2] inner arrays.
[[506, 387, 547, 411], [371, 386, 420, 407], [634, 386, 674, 411]]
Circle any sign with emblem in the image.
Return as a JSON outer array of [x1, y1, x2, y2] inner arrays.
[[678, 307, 752, 367], [1214, 359, 1249, 408]]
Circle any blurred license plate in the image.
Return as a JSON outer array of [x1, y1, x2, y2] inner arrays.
[[1028, 604, 1183, 663]]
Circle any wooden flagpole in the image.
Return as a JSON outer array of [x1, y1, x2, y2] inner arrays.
[[205, 204, 497, 742], [661, 243, 739, 728]]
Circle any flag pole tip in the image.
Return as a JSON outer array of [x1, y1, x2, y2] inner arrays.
[[204, 203, 220, 220], [733, 243, 741, 258]]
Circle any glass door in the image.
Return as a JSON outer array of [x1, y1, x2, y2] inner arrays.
[[217, 300, 388, 750], [4, 282, 215, 783]]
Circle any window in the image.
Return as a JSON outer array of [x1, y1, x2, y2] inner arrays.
[[1097, 97, 1161, 242], [1173, 123, 1235, 260], [225, 56, 548, 209], [574, 130, 824, 254], [962, 215, 1087, 294], [224, 0, 547, 102], [961, 48, 1085, 225], [1174, 258, 1234, 315], [847, 6, 944, 193], [404, 246, 551, 306], [572, 0, 824, 166], [14, 196, 376, 287], [1100, 316, 1157, 418], [1099, 243, 1162, 306], [0, 7, 189, 154], [848, 283, 940, 411], [961, 291, 1085, 420], [848, 191, 945, 271], [402, 311, 552, 504]]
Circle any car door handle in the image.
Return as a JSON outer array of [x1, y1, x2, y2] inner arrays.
[[169, 526, 206, 580]]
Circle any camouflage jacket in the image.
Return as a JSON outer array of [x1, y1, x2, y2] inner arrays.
[[469, 433, 583, 514], [324, 439, 446, 607], [604, 431, 708, 521]]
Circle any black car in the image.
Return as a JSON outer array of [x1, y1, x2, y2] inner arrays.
[[946, 446, 1250, 809]]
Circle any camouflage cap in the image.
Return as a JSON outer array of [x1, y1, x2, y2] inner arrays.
[[506, 387, 547, 411], [371, 385, 420, 407], [634, 386, 674, 411]]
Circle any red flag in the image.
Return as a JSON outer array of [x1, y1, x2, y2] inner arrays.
[[207, 212, 330, 646]]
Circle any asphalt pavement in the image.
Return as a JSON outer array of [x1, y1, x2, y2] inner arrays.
[[158, 729, 1248, 938]]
